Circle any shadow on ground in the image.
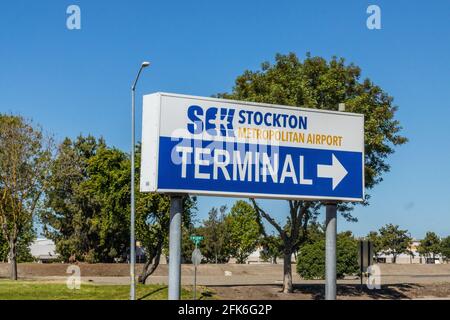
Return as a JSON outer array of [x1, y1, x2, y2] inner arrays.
[[138, 286, 167, 300], [137, 285, 215, 300], [293, 283, 422, 300], [207, 283, 425, 300]]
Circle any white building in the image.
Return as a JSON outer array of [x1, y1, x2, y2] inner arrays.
[[29, 238, 60, 263], [375, 240, 445, 264]]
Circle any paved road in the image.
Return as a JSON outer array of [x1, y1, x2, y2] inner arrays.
[[20, 273, 450, 286]]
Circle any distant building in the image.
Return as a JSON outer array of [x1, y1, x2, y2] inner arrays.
[[246, 247, 266, 264], [29, 238, 60, 263], [375, 240, 444, 264], [228, 246, 295, 264], [227, 246, 268, 264]]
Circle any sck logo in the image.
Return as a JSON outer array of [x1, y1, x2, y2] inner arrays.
[[187, 105, 235, 137]]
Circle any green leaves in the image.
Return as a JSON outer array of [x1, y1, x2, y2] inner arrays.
[[42, 135, 130, 262], [226, 201, 261, 264], [440, 236, 450, 262], [190, 201, 262, 264], [418, 231, 442, 258], [296, 231, 359, 280], [43, 136, 196, 265], [195, 205, 230, 263], [373, 224, 412, 262], [0, 115, 50, 269], [220, 52, 407, 196], [259, 235, 283, 263], [218, 52, 406, 290]]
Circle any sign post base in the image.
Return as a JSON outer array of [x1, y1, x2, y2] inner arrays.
[[168, 195, 183, 300], [325, 203, 337, 300]]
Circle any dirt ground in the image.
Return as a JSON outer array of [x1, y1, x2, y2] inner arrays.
[[208, 283, 450, 300]]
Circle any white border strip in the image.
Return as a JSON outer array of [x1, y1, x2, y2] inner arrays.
[[157, 188, 364, 202], [153, 92, 364, 118]]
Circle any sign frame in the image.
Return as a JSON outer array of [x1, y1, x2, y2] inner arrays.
[[358, 240, 374, 273], [140, 92, 365, 202]]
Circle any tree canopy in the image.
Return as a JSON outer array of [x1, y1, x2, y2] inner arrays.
[[259, 235, 283, 264], [296, 231, 358, 280], [226, 200, 261, 264], [0, 114, 52, 279], [195, 206, 230, 263], [41, 136, 197, 270], [440, 236, 450, 263], [418, 232, 441, 259], [219, 52, 407, 194], [378, 224, 412, 263], [219, 52, 407, 292], [41, 135, 125, 263]]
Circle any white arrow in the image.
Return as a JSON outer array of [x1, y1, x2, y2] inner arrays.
[[317, 154, 348, 190]]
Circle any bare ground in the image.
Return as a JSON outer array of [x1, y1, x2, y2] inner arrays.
[[208, 282, 450, 300]]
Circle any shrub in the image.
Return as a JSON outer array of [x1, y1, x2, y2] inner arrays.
[[296, 232, 359, 279], [296, 240, 325, 279]]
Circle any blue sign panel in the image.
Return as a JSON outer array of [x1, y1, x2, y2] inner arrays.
[[157, 137, 363, 201]]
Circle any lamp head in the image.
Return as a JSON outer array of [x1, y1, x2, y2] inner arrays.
[[141, 61, 150, 68]]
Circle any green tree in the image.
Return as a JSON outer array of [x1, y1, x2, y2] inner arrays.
[[0, 115, 52, 279], [378, 224, 412, 263], [42, 136, 111, 262], [0, 219, 35, 263], [260, 235, 283, 264], [180, 226, 198, 264], [226, 200, 261, 264], [251, 200, 321, 292], [367, 231, 382, 259], [296, 231, 358, 280], [135, 143, 197, 283], [336, 232, 359, 277], [84, 146, 133, 262], [440, 236, 450, 263], [197, 206, 230, 263], [302, 222, 325, 245], [297, 240, 325, 280], [418, 232, 441, 261], [220, 52, 407, 292], [137, 192, 196, 283], [43, 137, 196, 279]]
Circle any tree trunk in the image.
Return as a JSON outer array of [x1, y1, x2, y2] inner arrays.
[[9, 239, 17, 280], [138, 242, 162, 284], [282, 252, 293, 293]]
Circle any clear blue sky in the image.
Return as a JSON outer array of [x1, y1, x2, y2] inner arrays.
[[1, 1, 449, 239]]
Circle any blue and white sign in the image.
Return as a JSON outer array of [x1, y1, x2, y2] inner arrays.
[[140, 93, 364, 202]]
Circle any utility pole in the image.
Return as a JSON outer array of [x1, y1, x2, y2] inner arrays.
[[130, 61, 150, 300]]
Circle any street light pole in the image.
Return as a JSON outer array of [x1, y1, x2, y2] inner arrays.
[[130, 61, 150, 300]]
